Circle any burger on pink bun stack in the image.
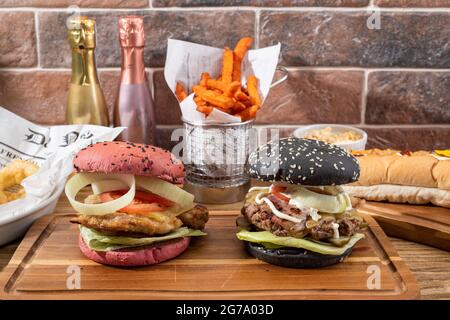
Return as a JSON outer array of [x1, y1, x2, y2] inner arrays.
[[65, 141, 209, 267]]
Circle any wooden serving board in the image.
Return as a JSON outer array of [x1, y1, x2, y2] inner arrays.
[[357, 202, 450, 252], [0, 197, 420, 300]]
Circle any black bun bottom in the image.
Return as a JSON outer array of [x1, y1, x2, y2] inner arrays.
[[244, 241, 352, 268]]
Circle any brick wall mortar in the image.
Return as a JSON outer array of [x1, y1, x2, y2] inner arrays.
[[33, 11, 41, 68], [255, 9, 260, 48], [2, 7, 450, 11], [360, 70, 368, 125]]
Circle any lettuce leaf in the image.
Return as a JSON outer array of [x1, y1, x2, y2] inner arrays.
[[236, 229, 364, 256], [80, 226, 206, 252]]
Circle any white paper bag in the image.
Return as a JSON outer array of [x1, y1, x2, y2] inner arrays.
[[164, 39, 281, 124]]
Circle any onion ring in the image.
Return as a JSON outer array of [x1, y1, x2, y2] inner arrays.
[[65, 173, 135, 215], [91, 179, 128, 195]]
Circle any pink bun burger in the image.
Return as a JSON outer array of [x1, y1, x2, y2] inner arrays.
[[65, 141, 209, 267]]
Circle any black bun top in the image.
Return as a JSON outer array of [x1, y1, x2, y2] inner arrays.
[[247, 137, 360, 186]]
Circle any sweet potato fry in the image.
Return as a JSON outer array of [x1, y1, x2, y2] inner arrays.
[[196, 104, 214, 116], [205, 79, 226, 92], [232, 100, 247, 113], [193, 85, 235, 109], [175, 82, 188, 102], [199, 72, 211, 87], [194, 96, 207, 107], [232, 37, 253, 81], [178, 38, 261, 121], [224, 81, 241, 97], [235, 90, 253, 107], [222, 47, 234, 85], [236, 105, 259, 121], [246, 75, 261, 106]]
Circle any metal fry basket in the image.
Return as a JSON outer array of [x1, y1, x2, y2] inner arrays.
[[183, 118, 254, 204], [181, 65, 288, 204]]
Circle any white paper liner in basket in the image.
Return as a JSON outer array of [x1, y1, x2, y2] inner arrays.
[[164, 39, 281, 124]]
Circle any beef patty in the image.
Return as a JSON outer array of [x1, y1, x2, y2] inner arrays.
[[241, 195, 363, 240]]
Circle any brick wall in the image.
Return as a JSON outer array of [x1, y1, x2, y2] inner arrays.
[[0, 0, 449, 151]]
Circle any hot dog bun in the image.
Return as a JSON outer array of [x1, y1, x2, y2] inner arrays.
[[347, 149, 450, 207], [351, 150, 450, 191]]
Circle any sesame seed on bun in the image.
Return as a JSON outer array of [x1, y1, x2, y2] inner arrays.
[[74, 141, 185, 184]]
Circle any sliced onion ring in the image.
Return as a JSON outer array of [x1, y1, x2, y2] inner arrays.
[[135, 176, 195, 213], [91, 179, 128, 195], [289, 186, 348, 214], [65, 173, 135, 215], [90, 175, 195, 216]]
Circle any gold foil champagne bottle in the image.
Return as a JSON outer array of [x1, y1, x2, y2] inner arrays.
[[114, 16, 155, 144], [66, 17, 109, 126]]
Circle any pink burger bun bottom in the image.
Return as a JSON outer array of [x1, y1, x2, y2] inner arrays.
[[78, 235, 190, 267]]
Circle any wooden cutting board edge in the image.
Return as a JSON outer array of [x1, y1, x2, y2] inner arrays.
[[357, 203, 450, 252], [0, 212, 421, 300]]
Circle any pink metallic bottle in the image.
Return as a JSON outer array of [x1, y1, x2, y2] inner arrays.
[[114, 16, 155, 144]]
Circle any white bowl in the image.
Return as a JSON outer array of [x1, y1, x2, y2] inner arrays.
[[293, 124, 368, 151], [0, 183, 65, 246]]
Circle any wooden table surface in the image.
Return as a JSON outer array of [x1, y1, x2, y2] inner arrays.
[[1, 201, 449, 300]]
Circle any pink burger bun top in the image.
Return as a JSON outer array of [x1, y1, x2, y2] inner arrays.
[[74, 141, 185, 184]]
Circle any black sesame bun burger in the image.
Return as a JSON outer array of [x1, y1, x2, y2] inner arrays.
[[65, 141, 209, 267], [236, 137, 367, 268]]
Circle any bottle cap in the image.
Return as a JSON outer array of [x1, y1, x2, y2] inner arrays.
[[67, 16, 96, 49], [119, 16, 145, 48]]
